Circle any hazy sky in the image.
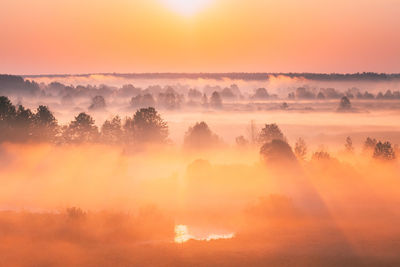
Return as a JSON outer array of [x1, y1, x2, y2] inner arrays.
[[1, 0, 399, 74]]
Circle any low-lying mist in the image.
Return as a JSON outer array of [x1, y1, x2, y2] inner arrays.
[[1, 74, 400, 266], [1, 140, 400, 266]]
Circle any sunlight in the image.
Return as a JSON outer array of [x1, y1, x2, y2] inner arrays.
[[161, 0, 212, 16], [174, 225, 191, 243], [174, 225, 235, 243]]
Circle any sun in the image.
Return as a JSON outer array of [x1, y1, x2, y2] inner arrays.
[[161, 0, 212, 17]]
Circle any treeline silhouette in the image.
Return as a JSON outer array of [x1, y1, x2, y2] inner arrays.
[[2, 75, 400, 110], [287, 87, 400, 100], [1, 95, 397, 162], [23, 72, 400, 81], [0, 96, 168, 144]]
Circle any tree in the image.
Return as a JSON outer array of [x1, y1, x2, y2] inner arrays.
[[345, 136, 354, 153], [201, 93, 208, 108], [294, 137, 307, 160], [184, 121, 220, 149], [158, 88, 181, 110], [126, 107, 168, 144], [0, 96, 16, 121], [363, 137, 377, 152], [14, 105, 34, 141], [312, 151, 331, 161], [338, 96, 352, 111], [101, 116, 123, 144], [89, 95, 106, 110], [63, 112, 98, 143], [130, 94, 156, 109], [280, 102, 289, 110], [220, 87, 235, 99], [188, 89, 202, 100], [258, 123, 286, 144], [33, 105, 59, 142], [252, 88, 269, 99], [0, 96, 17, 141], [209, 91, 222, 109], [317, 92, 325, 99], [373, 141, 396, 161], [260, 139, 297, 163]]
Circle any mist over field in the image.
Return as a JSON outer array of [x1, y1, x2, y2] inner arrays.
[[2, 0, 400, 264], [0, 73, 400, 266]]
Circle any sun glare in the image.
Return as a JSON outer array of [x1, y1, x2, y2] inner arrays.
[[161, 0, 212, 16]]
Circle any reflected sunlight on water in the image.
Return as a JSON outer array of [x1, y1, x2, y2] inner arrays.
[[174, 224, 235, 243]]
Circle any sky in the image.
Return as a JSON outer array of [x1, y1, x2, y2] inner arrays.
[[0, 0, 399, 74]]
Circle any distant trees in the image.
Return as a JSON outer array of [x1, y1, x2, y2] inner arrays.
[[0, 96, 59, 143], [344, 136, 354, 153], [101, 116, 123, 145], [296, 87, 315, 99], [188, 89, 202, 100], [364, 137, 377, 152], [210, 91, 222, 109], [312, 150, 331, 161], [260, 139, 297, 163], [337, 96, 352, 111], [258, 123, 286, 144], [1, 93, 399, 162], [220, 87, 236, 99], [294, 138, 307, 160], [373, 141, 396, 161], [14, 105, 34, 141], [130, 94, 156, 109], [33, 105, 59, 142], [127, 107, 169, 144], [0, 96, 17, 141], [117, 84, 141, 98], [280, 102, 289, 110], [62, 113, 99, 143], [184, 121, 220, 149], [361, 137, 397, 161], [89, 95, 106, 110], [252, 88, 269, 100], [158, 87, 182, 110], [201, 94, 208, 108]]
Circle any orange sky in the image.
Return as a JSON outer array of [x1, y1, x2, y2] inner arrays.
[[0, 0, 399, 74]]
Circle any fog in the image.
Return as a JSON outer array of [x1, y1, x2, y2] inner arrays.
[[1, 142, 399, 266], [1, 74, 400, 266]]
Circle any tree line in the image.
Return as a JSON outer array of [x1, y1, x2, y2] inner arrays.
[[0, 95, 397, 161], [0, 96, 168, 145]]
